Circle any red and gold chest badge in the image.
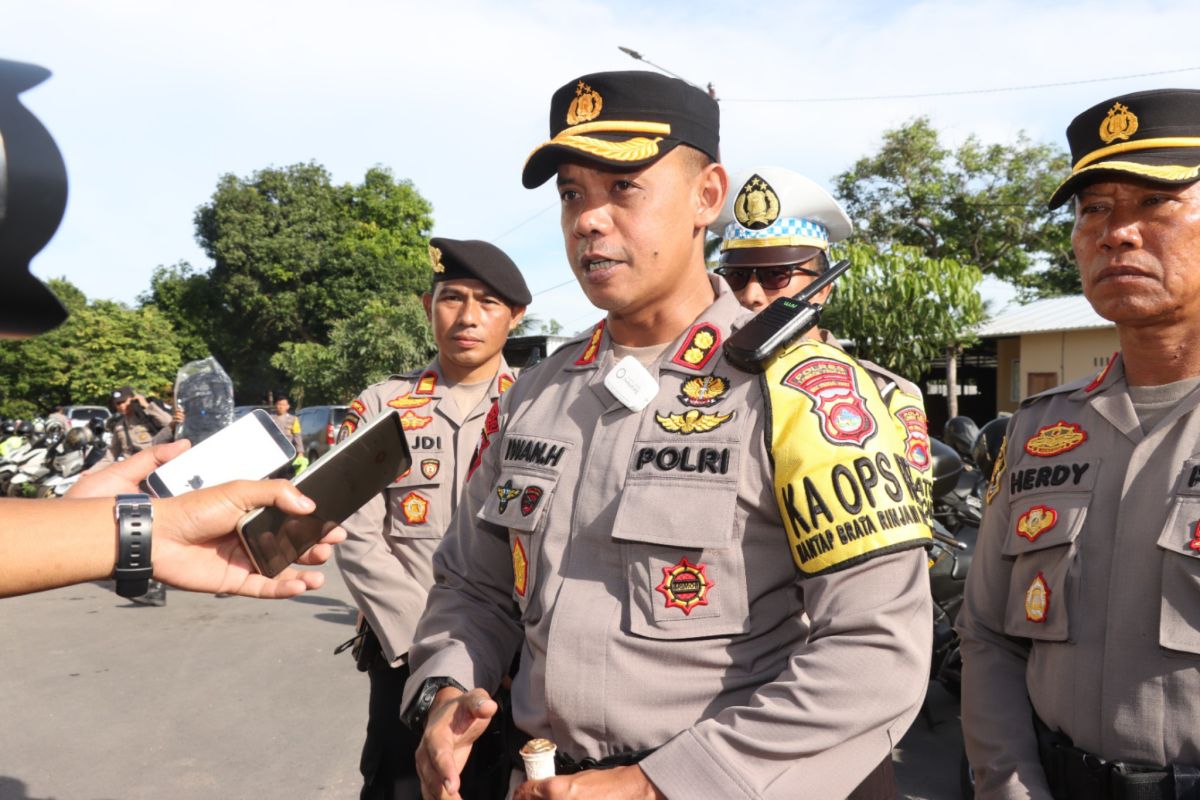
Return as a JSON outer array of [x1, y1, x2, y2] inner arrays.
[[496, 479, 521, 514], [420, 458, 440, 480], [671, 323, 721, 371], [467, 401, 501, 481], [520, 486, 543, 516], [512, 538, 528, 597], [575, 321, 606, 366], [1024, 421, 1087, 457], [1016, 505, 1058, 542], [655, 409, 734, 435], [498, 373, 514, 394], [655, 557, 714, 616], [678, 374, 729, 408], [895, 405, 930, 470], [1188, 521, 1200, 552], [387, 393, 432, 410], [986, 436, 1007, 505], [401, 491, 429, 525], [399, 411, 433, 431], [1025, 572, 1051, 623], [782, 357, 877, 446], [415, 372, 438, 395]]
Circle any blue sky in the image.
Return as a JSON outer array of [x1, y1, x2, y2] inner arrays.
[[7, 0, 1200, 335]]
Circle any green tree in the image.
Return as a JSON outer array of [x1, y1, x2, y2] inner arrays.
[[0, 279, 184, 417], [822, 244, 985, 416], [834, 117, 1076, 297], [146, 162, 435, 400], [271, 294, 435, 405]]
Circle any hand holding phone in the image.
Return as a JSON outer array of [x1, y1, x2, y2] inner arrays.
[[146, 409, 296, 497], [236, 409, 409, 577]]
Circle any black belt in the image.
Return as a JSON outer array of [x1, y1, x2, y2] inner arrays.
[[506, 725, 655, 776], [1034, 715, 1200, 800]]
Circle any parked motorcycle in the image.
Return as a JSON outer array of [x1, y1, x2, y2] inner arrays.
[[35, 418, 108, 497]]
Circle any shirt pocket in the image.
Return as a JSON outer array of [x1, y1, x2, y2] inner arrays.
[[611, 475, 747, 640], [1156, 495, 1200, 655], [386, 479, 447, 540], [1000, 492, 1089, 642], [476, 467, 558, 615]]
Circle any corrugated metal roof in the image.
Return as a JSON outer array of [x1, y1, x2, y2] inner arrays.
[[977, 295, 1113, 337]]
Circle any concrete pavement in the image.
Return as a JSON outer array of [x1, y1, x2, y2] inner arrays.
[[0, 566, 966, 799]]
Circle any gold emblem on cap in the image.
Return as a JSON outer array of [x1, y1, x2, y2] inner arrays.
[[1100, 102, 1139, 145], [429, 245, 444, 273], [566, 81, 603, 125], [733, 174, 781, 230]]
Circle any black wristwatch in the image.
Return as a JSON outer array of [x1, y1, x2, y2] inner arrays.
[[114, 493, 154, 598], [400, 676, 468, 733]]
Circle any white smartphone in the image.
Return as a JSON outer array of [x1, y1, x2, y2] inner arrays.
[[236, 408, 409, 578], [145, 409, 296, 497]]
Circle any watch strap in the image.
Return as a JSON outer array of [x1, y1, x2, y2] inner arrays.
[[400, 676, 468, 733], [114, 493, 154, 598]]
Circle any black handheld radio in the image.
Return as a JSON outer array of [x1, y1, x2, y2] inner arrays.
[[722, 259, 851, 373]]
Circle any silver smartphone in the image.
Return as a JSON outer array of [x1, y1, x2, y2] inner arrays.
[[146, 409, 296, 497], [235, 408, 409, 578]]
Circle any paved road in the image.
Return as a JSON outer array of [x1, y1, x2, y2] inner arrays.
[[0, 567, 966, 800]]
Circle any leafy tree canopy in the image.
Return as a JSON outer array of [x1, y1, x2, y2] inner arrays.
[[833, 117, 1077, 297], [821, 243, 986, 382], [0, 279, 184, 418], [146, 162, 435, 400]]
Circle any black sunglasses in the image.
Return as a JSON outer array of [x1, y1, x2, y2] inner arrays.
[[715, 265, 821, 292]]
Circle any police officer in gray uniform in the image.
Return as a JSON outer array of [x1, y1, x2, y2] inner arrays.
[[403, 71, 933, 800], [336, 238, 529, 800], [959, 89, 1200, 799]]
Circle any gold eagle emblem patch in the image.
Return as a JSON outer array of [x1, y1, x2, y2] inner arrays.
[[679, 374, 729, 408], [655, 409, 734, 435]]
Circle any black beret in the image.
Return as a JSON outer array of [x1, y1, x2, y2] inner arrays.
[[522, 70, 720, 189], [1049, 88, 1200, 209], [428, 238, 531, 306]]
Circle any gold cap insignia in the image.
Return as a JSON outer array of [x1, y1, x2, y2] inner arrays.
[[1100, 102, 1139, 144], [429, 245, 445, 273], [733, 174, 781, 230], [566, 81, 603, 125]]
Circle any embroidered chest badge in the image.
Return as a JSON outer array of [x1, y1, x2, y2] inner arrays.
[[387, 394, 432, 410], [671, 323, 721, 371], [496, 479, 521, 513], [420, 458, 440, 480], [678, 374, 729, 408], [1025, 572, 1051, 623], [782, 357, 877, 446], [512, 538, 528, 597], [986, 436, 1007, 505], [655, 409, 734, 435], [1016, 505, 1058, 542], [1024, 421, 1087, 457], [656, 557, 714, 615], [401, 491, 429, 524], [895, 405, 930, 470], [1188, 521, 1200, 552], [498, 373, 514, 394], [337, 415, 358, 443], [399, 411, 433, 431], [415, 372, 438, 395], [520, 486, 543, 516]]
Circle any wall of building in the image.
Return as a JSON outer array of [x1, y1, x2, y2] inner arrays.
[[1017, 328, 1118, 399], [995, 337, 1021, 414]]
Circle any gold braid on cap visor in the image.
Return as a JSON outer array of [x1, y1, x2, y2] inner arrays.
[[526, 120, 671, 165], [1054, 159, 1200, 198], [1073, 136, 1200, 170]]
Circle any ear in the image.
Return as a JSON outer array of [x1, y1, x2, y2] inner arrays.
[[693, 162, 728, 231], [812, 284, 834, 305], [508, 305, 527, 331], [421, 292, 433, 322]]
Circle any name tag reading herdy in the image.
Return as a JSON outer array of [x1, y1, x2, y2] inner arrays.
[[604, 356, 659, 412]]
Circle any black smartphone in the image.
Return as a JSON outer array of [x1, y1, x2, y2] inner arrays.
[[235, 408, 409, 577], [146, 409, 296, 497]]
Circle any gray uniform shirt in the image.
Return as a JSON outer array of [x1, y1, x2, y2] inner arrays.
[[959, 353, 1200, 798], [334, 359, 515, 665], [405, 279, 933, 799]]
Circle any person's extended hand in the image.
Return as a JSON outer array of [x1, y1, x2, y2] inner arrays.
[[66, 439, 192, 498], [513, 766, 664, 800], [416, 688, 498, 799], [152, 478, 345, 598]]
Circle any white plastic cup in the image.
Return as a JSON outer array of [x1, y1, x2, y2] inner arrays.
[[520, 738, 557, 781]]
